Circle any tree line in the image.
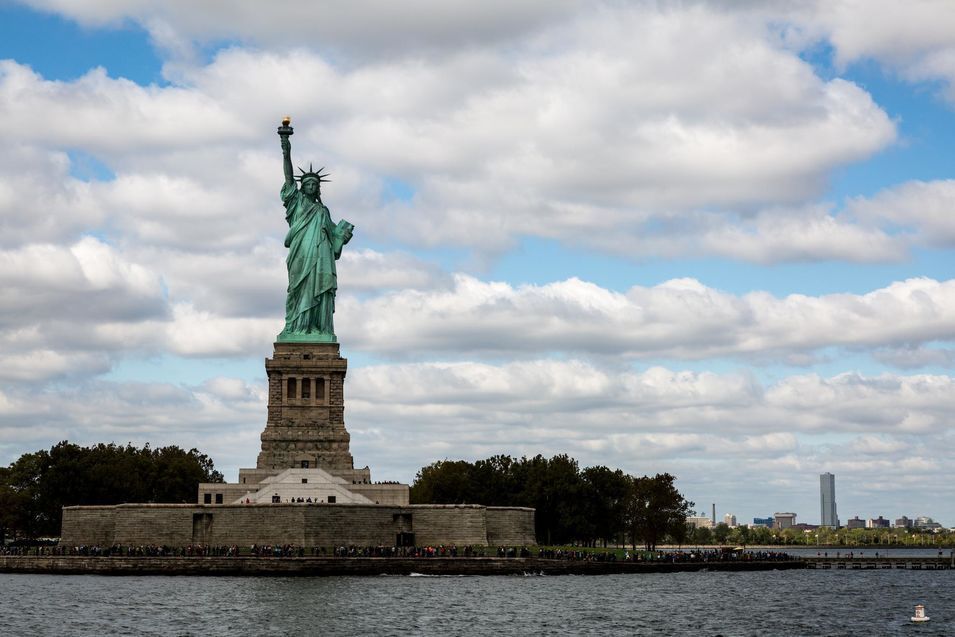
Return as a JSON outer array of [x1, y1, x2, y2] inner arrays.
[[688, 523, 955, 548], [410, 454, 693, 549], [0, 441, 223, 538], [1, 444, 694, 550]]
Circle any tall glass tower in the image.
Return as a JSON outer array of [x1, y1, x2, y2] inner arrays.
[[820, 472, 838, 527]]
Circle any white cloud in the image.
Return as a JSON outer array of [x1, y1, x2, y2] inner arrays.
[[808, 2, 955, 70], [19, 0, 578, 59], [136, 244, 285, 317], [338, 275, 955, 361], [129, 245, 444, 322], [348, 361, 955, 438], [90, 173, 271, 251], [3, 244, 954, 383], [0, 350, 112, 382], [848, 180, 955, 247], [341, 361, 955, 518], [0, 2, 902, 262], [873, 345, 955, 369], [0, 144, 103, 248], [696, 206, 905, 263], [337, 249, 451, 292], [0, 237, 166, 330], [163, 303, 275, 357], [2, 360, 952, 516], [0, 375, 267, 474], [588, 203, 906, 263], [847, 434, 908, 455], [0, 62, 247, 153]]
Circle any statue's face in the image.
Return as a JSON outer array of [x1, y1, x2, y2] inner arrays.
[[302, 179, 320, 197]]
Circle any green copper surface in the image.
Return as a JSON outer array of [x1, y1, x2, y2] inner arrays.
[[277, 123, 353, 342], [276, 331, 338, 344]]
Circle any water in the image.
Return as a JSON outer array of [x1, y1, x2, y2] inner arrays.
[[2, 568, 955, 636]]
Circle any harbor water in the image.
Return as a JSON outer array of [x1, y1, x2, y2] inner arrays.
[[3, 566, 955, 636]]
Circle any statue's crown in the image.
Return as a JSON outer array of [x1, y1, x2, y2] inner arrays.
[[296, 163, 331, 184]]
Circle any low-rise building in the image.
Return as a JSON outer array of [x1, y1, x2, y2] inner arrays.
[[846, 516, 865, 530], [774, 512, 797, 529], [866, 516, 890, 529], [915, 516, 942, 531]]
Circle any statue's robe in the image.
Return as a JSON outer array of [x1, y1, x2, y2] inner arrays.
[[279, 181, 353, 337]]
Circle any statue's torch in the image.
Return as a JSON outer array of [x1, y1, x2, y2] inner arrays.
[[277, 115, 294, 137]]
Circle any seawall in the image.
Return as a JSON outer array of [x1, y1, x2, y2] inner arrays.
[[0, 556, 803, 576], [60, 503, 537, 548]]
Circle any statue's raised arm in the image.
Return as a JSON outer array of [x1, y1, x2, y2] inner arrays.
[[278, 116, 294, 187], [275, 116, 354, 344]]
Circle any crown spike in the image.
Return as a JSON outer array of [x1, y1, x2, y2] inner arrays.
[[293, 162, 330, 184]]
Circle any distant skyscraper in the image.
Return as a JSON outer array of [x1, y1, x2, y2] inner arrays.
[[820, 472, 838, 527]]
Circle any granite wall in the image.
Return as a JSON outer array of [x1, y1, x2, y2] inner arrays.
[[486, 507, 537, 546], [60, 503, 536, 548]]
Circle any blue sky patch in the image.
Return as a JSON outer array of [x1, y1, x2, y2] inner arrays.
[[0, 3, 164, 85]]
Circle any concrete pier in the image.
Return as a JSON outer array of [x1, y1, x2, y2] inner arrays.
[[803, 556, 955, 570]]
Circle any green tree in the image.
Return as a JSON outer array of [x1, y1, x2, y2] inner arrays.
[[730, 524, 752, 546], [581, 465, 630, 547], [625, 473, 694, 551], [780, 528, 804, 545], [0, 441, 223, 538], [712, 522, 730, 544], [409, 459, 478, 504], [471, 455, 520, 506], [410, 454, 693, 548], [816, 526, 837, 546], [749, 525, 773, 545], [689, 525, 714, 545], [517, 454, 591, 545]]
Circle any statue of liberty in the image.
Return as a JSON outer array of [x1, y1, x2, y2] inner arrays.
[[276, 117, 354, 342]]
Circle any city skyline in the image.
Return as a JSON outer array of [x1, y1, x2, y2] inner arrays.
[[1, 2, 955, 523]]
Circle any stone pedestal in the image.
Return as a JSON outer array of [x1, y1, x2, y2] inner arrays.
[[254, 342, 369, 482]]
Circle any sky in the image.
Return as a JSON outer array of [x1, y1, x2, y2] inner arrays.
[[1, 0, 955, 527]]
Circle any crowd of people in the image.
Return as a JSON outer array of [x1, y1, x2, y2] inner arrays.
[[0, 542, 794, 562], [624, 549, 794, 562], [0, 544, 242, 557], [537, 548, 617, 561], [331, 545, 485, 557]]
